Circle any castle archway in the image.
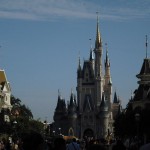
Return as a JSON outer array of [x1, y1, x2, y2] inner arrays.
[[68, 127, 74, 136], [83, 128, 94, 139]]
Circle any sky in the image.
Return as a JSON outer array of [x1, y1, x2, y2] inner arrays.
[[0, 0, 150, 123]]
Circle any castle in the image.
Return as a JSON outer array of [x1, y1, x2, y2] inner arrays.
[[53, 16, 120, 139]]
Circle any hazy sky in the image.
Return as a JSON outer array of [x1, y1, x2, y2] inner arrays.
[[0, 0, 150, 122]]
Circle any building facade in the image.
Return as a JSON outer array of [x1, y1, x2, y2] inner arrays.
[[0, 69, 12, 123], [131, 57, 150, 109], [53, 17, 120, 139]]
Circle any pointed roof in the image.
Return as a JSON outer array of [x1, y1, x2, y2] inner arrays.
[[69, 89, 75, 106], [113, 91, 119, 103], [56, 90, 67, 111], [100, 93, 108, 111], [105, 44, 110, 68], [0, 70, 11, 92], [89, 47, 94, 61], [0, 70, 7, 83], [138, 58, 150, 75], [78, 56, 81, 71], [95, 15, 102, 49], [133, 56, 150, 101], [77, 56, 83, 78]]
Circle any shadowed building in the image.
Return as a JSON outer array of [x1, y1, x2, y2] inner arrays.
[[132, 57, 150, 109], [130, 35, 150, 109], [53, 16, 121, 139], [128, 36, 150, 143]]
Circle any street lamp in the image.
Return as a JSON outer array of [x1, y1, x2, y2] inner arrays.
[[53, 130, 55, 136], [13, 120, 17, 125], [58, 128, 61, 135], [13, 120, 18, 140]]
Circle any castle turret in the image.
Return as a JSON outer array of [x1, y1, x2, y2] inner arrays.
[[53, 90, 67, 122], [94, 14, 103, 107], [77, 57, 82, 79], [89, 45, 95, 71], [104, 45, 112, 112], [77, 56, 82, 112], [99, 93, 109, 138], [112, 91, 121, 119], [104, 45, 111, 85], [68, 90, 77, 118], [67, 90, 78, 136]]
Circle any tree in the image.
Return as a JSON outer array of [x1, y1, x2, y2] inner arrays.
[[11, 95, 33, 119], [113, 102, 137, 139], [9, 95, 44, 138]]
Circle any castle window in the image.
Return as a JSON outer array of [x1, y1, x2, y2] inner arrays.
[[86, 79, 88, 82]]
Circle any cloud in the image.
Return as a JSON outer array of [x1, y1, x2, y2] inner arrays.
[[0, 0, 149, 21]]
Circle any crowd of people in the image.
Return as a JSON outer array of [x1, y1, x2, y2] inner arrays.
[[0, 132, 150, 150]]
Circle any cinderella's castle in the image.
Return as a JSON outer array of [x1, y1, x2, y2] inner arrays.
[[53, 16, 121, 139]]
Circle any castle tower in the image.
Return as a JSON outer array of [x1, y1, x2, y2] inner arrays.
[[53, 90, 67, 135], [94, 15, 103, 107], [76, 14, 113, 139], [104, 45, 112, 112], [67, 90, 78, 136], [99, 93, 109, 138], [53, 14, 118, 139]]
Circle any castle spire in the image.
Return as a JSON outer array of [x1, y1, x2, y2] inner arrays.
[[58, 89, 61, 99], [77, 54, 82, 78], [89, 39, 94, 61], [78, 52, 81, 70], [105, 43, 110, 68], [146, 35, 148, 58], [95, 12, 101, 49]]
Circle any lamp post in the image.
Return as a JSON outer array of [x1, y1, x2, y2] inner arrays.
[[58, 128, 61, 135], [53, 130, 55, 136], [13, 120, 18, 140], [135, 113, 140, 149]]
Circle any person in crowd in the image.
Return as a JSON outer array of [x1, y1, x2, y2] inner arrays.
[[66, 138, 80, 150], [140, 142, 150, 150], [112, 139, 126, 150], [22, 131, 48, 150], [52, 137, 66, 150], [80, 140, 86, 150], [87, 144, 106, 150]]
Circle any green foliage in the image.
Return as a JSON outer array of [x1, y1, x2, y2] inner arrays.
[[114, 102, 137, 138], [11, 95, 33, 119], [8, 95, 44, 138]]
